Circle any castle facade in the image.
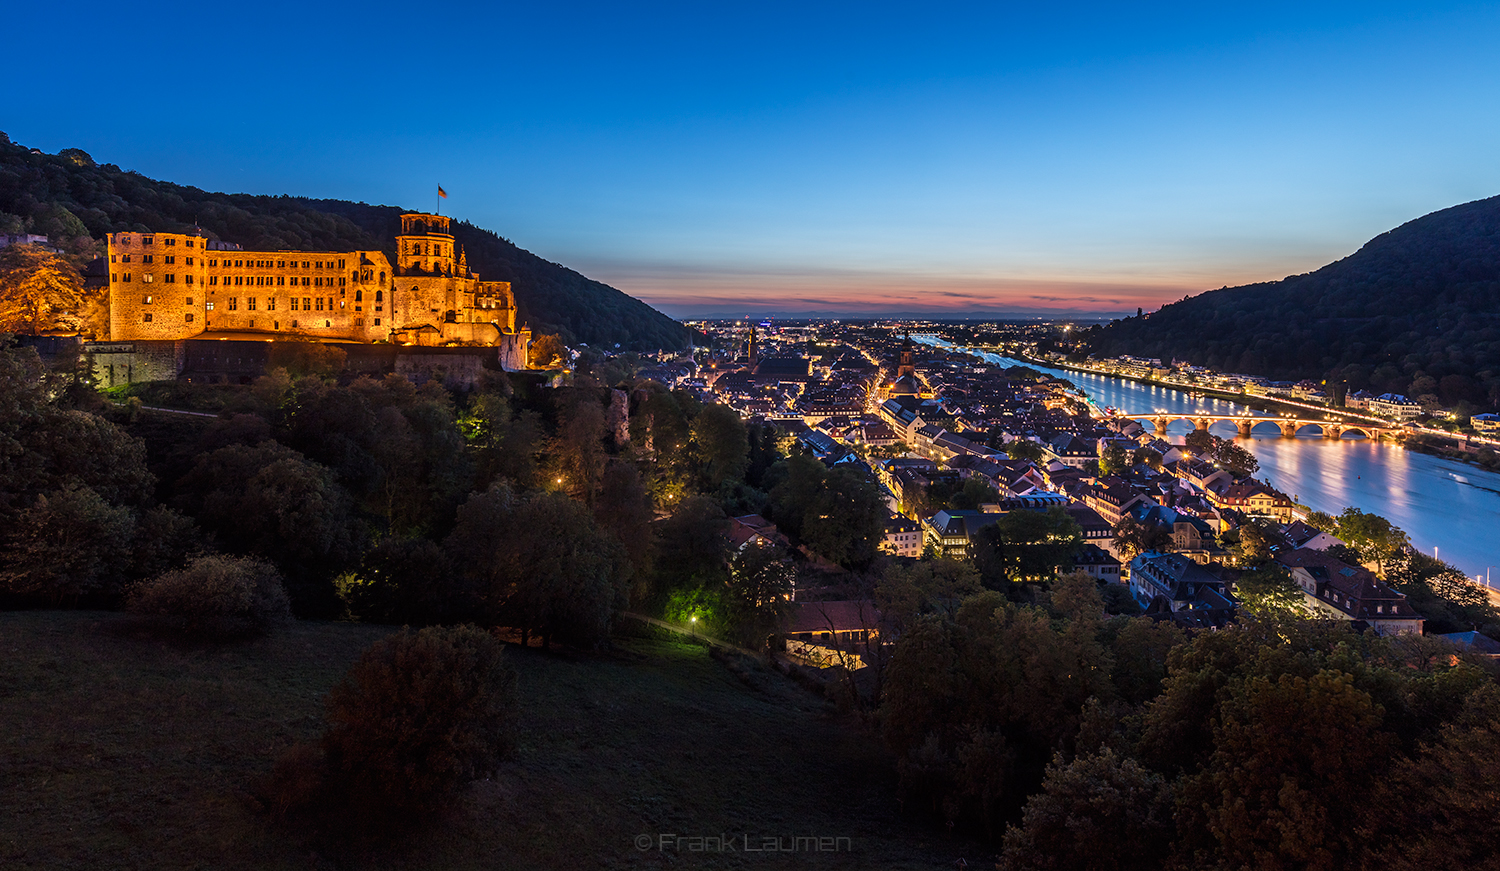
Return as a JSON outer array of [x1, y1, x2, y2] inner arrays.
[[106, 212, 529, 367]]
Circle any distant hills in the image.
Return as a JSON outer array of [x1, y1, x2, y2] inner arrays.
[[0, 134, 692, 351], [1082, 195, 1500, 412]]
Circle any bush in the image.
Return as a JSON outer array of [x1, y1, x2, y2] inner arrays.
[[335, 538, 471, 625], [128, 555, 291, 639], [320, 625, 518, 829]]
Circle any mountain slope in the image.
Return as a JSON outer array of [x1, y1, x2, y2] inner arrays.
[[0, 135, 691, 350], [1082, 195, 1500, 410]]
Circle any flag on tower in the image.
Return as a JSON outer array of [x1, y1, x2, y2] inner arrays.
[[438, 185, 447, 199]]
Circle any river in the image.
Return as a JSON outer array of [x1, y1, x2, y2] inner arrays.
[[912, 336, 1500, 581]]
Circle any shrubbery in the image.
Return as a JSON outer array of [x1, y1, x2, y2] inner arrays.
[[128, 555, 291, 639], [263, 625, 518, 837]]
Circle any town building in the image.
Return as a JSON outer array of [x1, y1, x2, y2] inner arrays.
[[881, 514, 924, 557], [1128, 551, 1237, 616], [1275, 548, 1423, 635], [1369, 393, 1423, 421], [104, 213, 529, 364], [1472, 413, 1500, 435]]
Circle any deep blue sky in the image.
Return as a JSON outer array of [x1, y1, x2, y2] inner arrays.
[[6, 1, 1500, 317]]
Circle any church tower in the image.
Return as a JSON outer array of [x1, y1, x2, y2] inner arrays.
[[395, 213, 456, 276], [748, 323, 759, 368], [898, 330, 915, 379]]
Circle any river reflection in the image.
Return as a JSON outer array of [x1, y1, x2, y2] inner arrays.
[[912, 336, 1500, 579]]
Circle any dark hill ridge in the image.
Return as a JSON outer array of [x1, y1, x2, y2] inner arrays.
[[1082, 194, 1500, 411], [0, 134, 692, 351]]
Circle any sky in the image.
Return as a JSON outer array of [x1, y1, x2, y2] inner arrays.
[[6, 1, 1500, 318]]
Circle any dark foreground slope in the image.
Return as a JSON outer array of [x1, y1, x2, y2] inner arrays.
[[0, 612, 960, 871], [1083, 195, 1500, 409], [0, 135, 691, 351]]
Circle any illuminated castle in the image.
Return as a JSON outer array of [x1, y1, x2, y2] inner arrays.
[[105, 212, 529, 364]]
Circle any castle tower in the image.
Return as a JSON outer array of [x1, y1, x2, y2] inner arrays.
[[395, 213, 456, 276], [898, 330, 915, 379]]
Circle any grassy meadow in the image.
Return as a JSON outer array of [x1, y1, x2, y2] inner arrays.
[[0, 612, 970, 870]]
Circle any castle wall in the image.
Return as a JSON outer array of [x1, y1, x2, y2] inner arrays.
[[88, 340, 183, 386]]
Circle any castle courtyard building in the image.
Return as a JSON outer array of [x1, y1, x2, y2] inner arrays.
[[105, 212, 529, 366]]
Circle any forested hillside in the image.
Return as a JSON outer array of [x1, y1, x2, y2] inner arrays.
[[0, 133, 692, 350], [1082, 195, 1500, 411]]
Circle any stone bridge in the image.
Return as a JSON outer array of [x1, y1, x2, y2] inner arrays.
[[1117, 412, 1403, 440]]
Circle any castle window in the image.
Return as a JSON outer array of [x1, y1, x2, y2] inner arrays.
[[143, 255, 153, 264], [122, 254, 131, 263], [373, 318, 381, 326], [143, 274, 154, 283], [209, 259, 217, 267], [375, 306, 382, 312], [277, 277, 285, 286], [185, 313, 194, 322], [325, 320, 331, 328], [248, 298, 257, 311], [164, 255, 175, 265], [303, 297, 311, 310], [379, 271, 385, 283], [339, 300, 345, 308], [143, 313, 152, 322], [111, 254, 117, 263], [375, 290, 383, 302], [186, 240, 194, 248], [339, 277, 346, 287], [315, 298, 324, 311], [267, 298, 276, 311], [111, 273, 117, 282], [235, 276, 243, 286], [355, 290, 362, 302], [123, 273, 131, 282], [313, 277, 322, 288], [143, 237, 153, 245], [290, 298, 299, 311], [209, 276, 217, 285], [187, 274, 197, 285], [165, 274, 175, 283], [276, 260, 284, 268], [355, 318, 363, 326], [206, 302, 214, 311], [166, 238, 176, 246], [185, 256, 194, 266], [328, 297, 335, 309], [186, 298, 193, 305], [234, 260, 243, 267], [302, 261, 310, 268], [227, 298, 238, 311], [143, 295, 153, 304], [315, 261, 323, 269], [119, 236, 130, 245]]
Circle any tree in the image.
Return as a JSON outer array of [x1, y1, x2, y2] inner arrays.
[[1213, 439, 1260, 478], [0, 244, 86, 334], [1112, 515, 1170, 563], [447, 488, 630, 647], [724, 543, 794, 648], [129, 554, 291, 639], [1099, 442, 1129, 476], [1175, 669, 1394, 870], [594, 460, 656, 590], [1183, 427, 1216, 456], [802, 467, 886, 568], [1, 485, 134, 607], [973, 508, 1085, 587], [690, 403, 749, 491], [874, 557, 981, 636], [1234, 563, 1308, 621], [1334, 507, 1409, 574], [320, 626, 518, 830], [175, 441, 363, 616], [999, 749, 1174, 871], [1005, 439, 1044, 462], [335, 538, 471, 625], [460, 393, 541, 490], [528, 333, 567, 368]]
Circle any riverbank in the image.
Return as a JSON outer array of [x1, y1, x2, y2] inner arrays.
[[1407, 434, 1500, 474]]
